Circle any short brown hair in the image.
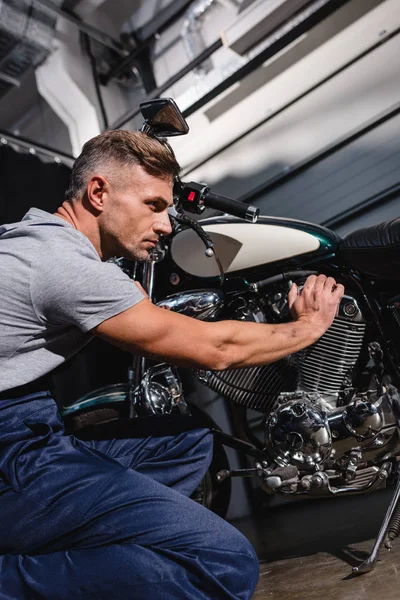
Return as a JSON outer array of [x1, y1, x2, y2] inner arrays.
[[64, 130, 181, 201]]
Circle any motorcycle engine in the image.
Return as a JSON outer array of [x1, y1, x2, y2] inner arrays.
[[197, 288, 366, 413], [265, 393, 384, 471], [194, 283, 400, 491]]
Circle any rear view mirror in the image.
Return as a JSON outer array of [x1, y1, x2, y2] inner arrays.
[[140, 98, 189, 137]]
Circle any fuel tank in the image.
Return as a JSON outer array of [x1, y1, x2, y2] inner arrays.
[[171, 216, 339, 278]]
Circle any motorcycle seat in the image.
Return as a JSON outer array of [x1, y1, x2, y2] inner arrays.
[[340, 218, 400, 280]]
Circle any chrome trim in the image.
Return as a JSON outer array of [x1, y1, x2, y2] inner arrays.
[[245, 205, 259, 223], [157, 289, 224, 321], [61, 383, 131, 416], [137, 365, 190, 416]]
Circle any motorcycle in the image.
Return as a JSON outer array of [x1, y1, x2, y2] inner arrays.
[[61, 98, 400, 576]]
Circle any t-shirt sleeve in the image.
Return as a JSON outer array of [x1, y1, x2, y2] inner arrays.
[[30, 236, 145, 332]]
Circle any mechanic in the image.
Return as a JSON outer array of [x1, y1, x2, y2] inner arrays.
[[0, 129, 344, 599]]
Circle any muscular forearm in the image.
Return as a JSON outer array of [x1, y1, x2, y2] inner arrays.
[[99, 316, 321, 371], [202, 317, 321, 370], [94, 273, 342, 371]]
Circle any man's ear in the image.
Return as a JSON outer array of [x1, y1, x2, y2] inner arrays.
[[87, 175, 109, 213]]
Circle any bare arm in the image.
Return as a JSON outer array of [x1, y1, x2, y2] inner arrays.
[[92, 275, 344, 371]]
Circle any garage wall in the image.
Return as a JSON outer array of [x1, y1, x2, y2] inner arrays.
[[334, 195, 400, 237], [172, 0, 400, 236], [241, 109, 400, 229]]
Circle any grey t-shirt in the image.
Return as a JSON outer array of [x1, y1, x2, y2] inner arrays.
[[0, 208, 145, 391]]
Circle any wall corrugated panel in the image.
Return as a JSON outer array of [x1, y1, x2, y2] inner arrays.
[[185, 30, 400, 234], [335, 195, 400, 237], [254, 113, 400, 223]]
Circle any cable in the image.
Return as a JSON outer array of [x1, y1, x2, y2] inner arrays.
[[81, 32, 109, 130]]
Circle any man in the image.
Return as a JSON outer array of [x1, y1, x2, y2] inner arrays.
[[0, 130, 344, 599]]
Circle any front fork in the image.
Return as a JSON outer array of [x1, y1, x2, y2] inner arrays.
[[129, 254, 190, 418]]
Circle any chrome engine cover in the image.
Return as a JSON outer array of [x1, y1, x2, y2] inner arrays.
[[265, 394, 386, 473], [342, 400, 383, 439], [265, 398, 332, 470]]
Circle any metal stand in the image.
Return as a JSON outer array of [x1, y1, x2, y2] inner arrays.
[[352, 471, 400, 575]]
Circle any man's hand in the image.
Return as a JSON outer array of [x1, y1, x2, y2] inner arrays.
[[288, 274, 344, 338]]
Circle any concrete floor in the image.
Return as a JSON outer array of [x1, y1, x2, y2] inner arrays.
[[233, 487, 400, 599]]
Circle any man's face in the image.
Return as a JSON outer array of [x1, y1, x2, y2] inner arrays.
[[99, 164, 174, 261]]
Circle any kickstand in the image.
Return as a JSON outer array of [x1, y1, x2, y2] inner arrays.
[[352, 470, 400, 576]]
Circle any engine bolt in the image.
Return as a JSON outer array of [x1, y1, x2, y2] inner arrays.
[[343, 302, 358, 317], [170, 273, 180, 285], [312, 474, 324, 488], [291, 403, 306, 417]]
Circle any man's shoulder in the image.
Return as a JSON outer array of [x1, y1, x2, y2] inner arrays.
[[5, 208, 98, 260], [22, 209, 82, 241], [1, 208, 70, 232]]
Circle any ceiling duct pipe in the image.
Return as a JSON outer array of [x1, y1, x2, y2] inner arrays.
[[32, 0, 124, 54], [181, 0, 240, 77], [0, 0, 63, 99]]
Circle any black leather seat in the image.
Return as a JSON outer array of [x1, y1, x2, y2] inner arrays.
[[340, 218, 400, 280]]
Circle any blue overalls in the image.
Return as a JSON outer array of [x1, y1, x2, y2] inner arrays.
[[0, 391, 259, 599]]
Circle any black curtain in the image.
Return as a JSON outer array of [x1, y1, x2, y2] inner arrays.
[[0, 144, 71, 224], [0, 144, 130, 406]]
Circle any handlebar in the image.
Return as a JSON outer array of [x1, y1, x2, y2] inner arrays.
[[203, 190, 259, 223], [176, 180, 259, 223]]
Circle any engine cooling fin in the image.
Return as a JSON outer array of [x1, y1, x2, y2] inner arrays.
[[201, 315, 365, 412], [296, 318, 366, 395], [205, 359, 298, 412]]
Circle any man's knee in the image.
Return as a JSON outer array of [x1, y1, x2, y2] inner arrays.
[[188, 426, 214, 459], [221, 521, 259, 574], [204, 523, 260, 598], [237, 532, 260, 591], [192, 510, 259, 596]]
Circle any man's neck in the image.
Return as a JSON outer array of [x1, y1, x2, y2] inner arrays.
[[54, 201, 105, 259], [54, 201, 80, 230]]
